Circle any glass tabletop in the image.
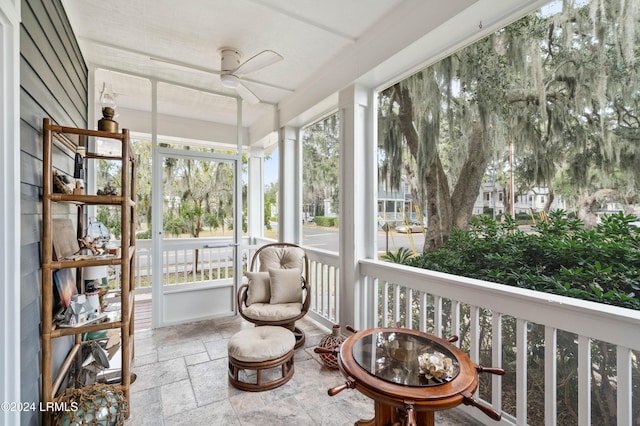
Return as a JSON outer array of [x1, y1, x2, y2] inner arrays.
[[352, 331, 460, 387]]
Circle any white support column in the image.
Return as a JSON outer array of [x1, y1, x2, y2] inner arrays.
[[278, 126, 301, 243], [338, 84, 375, 330], [247, 148, 265, 239], [150, 79, 162, 328], [86, 67, 97, 220], [0, 1, 21, 424]]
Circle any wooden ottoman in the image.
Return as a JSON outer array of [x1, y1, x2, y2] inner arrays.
[[228, 326, 295, 391]]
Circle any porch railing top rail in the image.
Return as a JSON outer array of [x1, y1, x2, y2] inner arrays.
[[360, 259, 640, 351]]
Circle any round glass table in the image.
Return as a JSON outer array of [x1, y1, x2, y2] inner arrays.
[[329, 328, 501, 426]]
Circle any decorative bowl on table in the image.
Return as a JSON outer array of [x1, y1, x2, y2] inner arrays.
[[418, 351, 455, 382]]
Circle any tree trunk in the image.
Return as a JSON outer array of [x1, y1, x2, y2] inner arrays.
[[543, 190, 554, 213], [424, 156, 453, 252], [393, 85, 490, 252], [577, 189, 621, 229], [450, 120, 488, 230], [394, 84, 455, 252]]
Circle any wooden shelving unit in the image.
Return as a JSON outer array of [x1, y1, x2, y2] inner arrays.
[[41, 117, 136, 423]]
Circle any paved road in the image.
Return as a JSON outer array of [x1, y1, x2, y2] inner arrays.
[[302, 225, 425, 254]]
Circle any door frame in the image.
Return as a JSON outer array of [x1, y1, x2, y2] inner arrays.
[[151, 145, 242, 328], [1, 1, 21, 420]]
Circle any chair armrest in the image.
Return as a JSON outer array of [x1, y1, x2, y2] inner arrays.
[[301, 279, 311, 313], [237, 283, 249, 314]]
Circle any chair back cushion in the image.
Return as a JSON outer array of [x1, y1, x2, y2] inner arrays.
[[258, 246, 305, 272], [246, 272, 271, 306], [269, 268, 303, 304]]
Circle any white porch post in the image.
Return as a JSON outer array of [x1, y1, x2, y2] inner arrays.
[[0, 0, 21, 423], [278, 126, 301, 243], [338, 84, 376, 330], [247, 148, 265, 239]]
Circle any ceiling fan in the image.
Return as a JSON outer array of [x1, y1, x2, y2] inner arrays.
[[151, 47, 284, 104]]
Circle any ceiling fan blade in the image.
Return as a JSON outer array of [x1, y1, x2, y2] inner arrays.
[[235, 82, 260, 104], [234, 50, 283, 75], [150, 56, 221, 75]]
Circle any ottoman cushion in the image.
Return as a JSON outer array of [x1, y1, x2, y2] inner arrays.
[[228, 326, 295, 363]]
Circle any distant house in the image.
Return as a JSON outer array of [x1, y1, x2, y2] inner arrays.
[[473, 182, 566, 218], [378, 178, 423, 226]]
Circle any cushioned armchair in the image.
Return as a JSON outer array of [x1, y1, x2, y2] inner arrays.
[[238, 242, 310, 349]]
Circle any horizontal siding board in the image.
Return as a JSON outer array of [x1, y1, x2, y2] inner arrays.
[[23, 0, 87, 112], [20, 242, 42, 282], [20, 64, 76, 130], [20, 119, 42, 160], [21, 4, 85, 121], [20, 89, 48, 134], [20, 26, 84, 127], [20, 262, 42, 310], [39, 0, 87, 94], [21, 182, 41, 216], [20, 138, 75, 187], [52, 143, 74, 172], [20, 151, 42, 188], [21, 213, 41, 247], [19, 295, 41, 426], [20, 299, 40, 345]]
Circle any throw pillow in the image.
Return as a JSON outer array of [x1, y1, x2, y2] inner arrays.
[[246, 272, 271, 306], [269, 268, 303, 304]]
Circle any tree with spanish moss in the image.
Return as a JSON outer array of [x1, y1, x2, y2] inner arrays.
[[379, 0, 640, 252]]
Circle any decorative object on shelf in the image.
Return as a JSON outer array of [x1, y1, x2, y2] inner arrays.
[[74, 152, 84, 179], [69, 294, 88, 325], [97, 82, 119, 133], [53, 170, 74, 194], [84, 266, 108, 289], [53, 269, 78, 311], [52, 383, 128, 426], [78, 236, 101, 256], [73, 181, 85, 195], [52, 219, 81, 261], [317, 324, 345, 369], [85, 283, 102, 317], [74, 135, 86, 179]]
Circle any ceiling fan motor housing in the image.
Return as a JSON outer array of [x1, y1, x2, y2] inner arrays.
[[220, 48, 241, 73]]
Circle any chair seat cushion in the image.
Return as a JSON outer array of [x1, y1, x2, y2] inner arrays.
[[242, 302, 303, 322], [228, 326, 295, 362]]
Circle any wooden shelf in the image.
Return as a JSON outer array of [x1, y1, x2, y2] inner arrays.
[[41, 118, 136, 425]]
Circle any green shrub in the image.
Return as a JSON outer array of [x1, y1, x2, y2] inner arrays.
[[313, 216, 338, 227], [406, 210, 640, 310], [136, 229, 152, 239], [380, 247, 415, 264]]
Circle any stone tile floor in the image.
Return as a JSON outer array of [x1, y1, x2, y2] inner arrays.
[[126, 315, 483, 425]]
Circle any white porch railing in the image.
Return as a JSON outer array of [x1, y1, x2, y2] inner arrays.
[[304, 246, 340, 329], [126, 238, 638, 425], [122, 237, 260, 294], [359, 259, 640, 426]]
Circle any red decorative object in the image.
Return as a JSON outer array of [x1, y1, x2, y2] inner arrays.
[[317, 324, 345, 369]]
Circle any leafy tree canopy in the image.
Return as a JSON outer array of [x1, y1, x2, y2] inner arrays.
[[379, 0, 640, 251]]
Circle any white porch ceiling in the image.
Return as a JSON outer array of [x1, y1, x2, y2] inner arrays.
[[61, 0, 546, 145]]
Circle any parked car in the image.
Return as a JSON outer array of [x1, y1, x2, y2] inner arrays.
[[395, 221, 424, 234], [629, 217, 640, 230]]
